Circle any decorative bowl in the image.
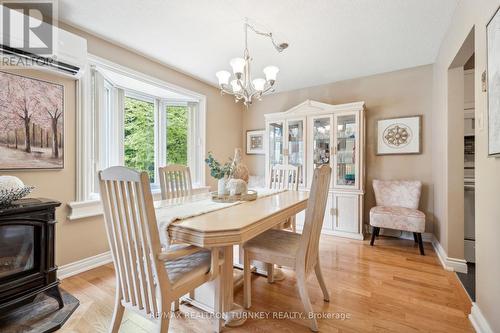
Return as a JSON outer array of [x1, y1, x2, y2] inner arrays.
[[0, 186, 34, 207]]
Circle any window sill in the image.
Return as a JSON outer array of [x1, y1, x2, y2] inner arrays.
[[67, 185, 211, 221]]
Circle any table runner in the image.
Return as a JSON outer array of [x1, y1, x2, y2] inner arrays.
[[156, 188, 285, 246]]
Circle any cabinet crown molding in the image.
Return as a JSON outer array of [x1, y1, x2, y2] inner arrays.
[[264, 100, 366, 120]]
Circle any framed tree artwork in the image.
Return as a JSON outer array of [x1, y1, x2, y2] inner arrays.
[[0, 72, 64, 169], [487, 6, 500, 156]]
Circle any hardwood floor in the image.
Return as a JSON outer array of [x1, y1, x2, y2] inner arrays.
[[59, 236, 473, 332]]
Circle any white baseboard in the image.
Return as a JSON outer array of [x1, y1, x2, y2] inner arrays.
[[58, 251, 112, 280], [431, 236, 468, 273], [469, 303, 494, 333]]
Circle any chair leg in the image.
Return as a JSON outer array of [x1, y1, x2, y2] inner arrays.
[[243, 251, 252, 309], [370, 227, 379, 246], [417, 233, 425, 256], [413, 232, 418, 243], [297, 271, 319, 332], [158, 313, 170, 333], [314, 261, 329, 302], [172, 299, 180, 312], [110, 291, 125, 333], [267, 263, 275, 284]]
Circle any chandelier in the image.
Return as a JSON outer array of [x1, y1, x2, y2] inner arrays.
[[215, 19, 289, 106]]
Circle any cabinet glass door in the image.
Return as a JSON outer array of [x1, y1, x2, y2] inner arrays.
[[312, 117, 331, 168], [268, 122, 284, 168], [287, 119, 305, 185], [335, 114, 357, 187]]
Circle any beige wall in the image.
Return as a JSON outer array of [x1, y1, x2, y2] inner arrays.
[[432, 0, 500, 330], [242, 65, 434, 228], [1, 24, 242, 266]]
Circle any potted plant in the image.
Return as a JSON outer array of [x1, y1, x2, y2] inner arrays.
[[205, 153, 234, 195]]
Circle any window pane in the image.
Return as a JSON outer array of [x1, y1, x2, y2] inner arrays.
[[166, 105, 188, 165], [124, 97, 155, 182]]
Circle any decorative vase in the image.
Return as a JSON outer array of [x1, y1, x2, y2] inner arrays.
[[231, 148, 249, 183], [217, 178, 226, 196]]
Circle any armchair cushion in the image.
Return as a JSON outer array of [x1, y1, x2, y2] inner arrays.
[[370, 206, 425, 233]]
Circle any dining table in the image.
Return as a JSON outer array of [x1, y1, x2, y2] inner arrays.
[[154, 189, 309, 327]]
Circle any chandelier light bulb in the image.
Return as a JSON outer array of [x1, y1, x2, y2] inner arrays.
[[252, 78, 266, 92], [263, 66, 279, 82], [230, 58, 246, 75], [231, 79, 242, 92], [216, 70, 231, 86]]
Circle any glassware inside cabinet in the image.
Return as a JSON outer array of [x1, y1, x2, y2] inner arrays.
[[269, 122, 284, 168], [288, 120, 305, 184], [312, 118, 331, 167], [336, 115, 356, 186]]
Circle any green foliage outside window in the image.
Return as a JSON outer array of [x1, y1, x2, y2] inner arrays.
[[124, 97, 155, 182], [167, 106, 188, 165], [123, 99, 189, 183]]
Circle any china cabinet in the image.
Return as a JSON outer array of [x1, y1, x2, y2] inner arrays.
[[264, 100, 366, 239]]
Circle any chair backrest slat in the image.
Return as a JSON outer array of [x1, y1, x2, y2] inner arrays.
[[99, 166, 172, 316], [269, 164, 300, 191], [159, 165, 193, 200], [297, 165, 332, 273]]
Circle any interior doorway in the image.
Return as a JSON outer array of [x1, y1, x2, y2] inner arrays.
[[447, 28, 476, 301]]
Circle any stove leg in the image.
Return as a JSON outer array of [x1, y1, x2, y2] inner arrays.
[[47, 286, 64, 309]]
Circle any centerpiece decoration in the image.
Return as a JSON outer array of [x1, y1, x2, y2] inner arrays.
[[204, 152, 234, 195], [205, 150, 256, 202]]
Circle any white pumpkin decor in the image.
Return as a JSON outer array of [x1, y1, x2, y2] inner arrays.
[[226, 178, 248, 196], [0, 176, 25, 192], [0, 176, 33, 206]]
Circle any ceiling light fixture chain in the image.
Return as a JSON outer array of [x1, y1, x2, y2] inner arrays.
[[216, 18, 288, 107]]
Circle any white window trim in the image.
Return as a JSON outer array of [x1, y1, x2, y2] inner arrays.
[[70, 54, 207, 220]]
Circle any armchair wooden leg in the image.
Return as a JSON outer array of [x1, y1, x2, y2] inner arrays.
[[243, 251, 252, 309], [370, 227, 379, 246], [413, 232, 418, 243], [417, 233, 425, 255]]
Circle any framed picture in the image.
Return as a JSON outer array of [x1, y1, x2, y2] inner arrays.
[[487, 6, 500, 156], [0, 72, 64, 169], [377, 116, 421, 155], [246, 129, 265, 155]]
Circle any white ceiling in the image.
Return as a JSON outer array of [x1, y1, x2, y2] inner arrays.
[[59, 0, 458, 92]]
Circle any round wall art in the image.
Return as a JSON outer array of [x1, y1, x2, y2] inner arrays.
[[383, 123, 413, 148], [377, 116, 421, 155]]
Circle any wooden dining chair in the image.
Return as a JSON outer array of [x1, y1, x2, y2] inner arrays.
[[243, 165, 332, 332], [269, 164, 300, 232], [159, 165, 193, 200], [99, 166, 223, 333]]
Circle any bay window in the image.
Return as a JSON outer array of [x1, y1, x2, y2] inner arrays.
[[72, 55, 206, 216]]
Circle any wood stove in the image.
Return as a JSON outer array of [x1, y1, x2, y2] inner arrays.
[[0, 198, 63, 314]]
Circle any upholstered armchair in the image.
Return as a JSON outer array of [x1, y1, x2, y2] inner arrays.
[[369, 180, 426, 255]]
